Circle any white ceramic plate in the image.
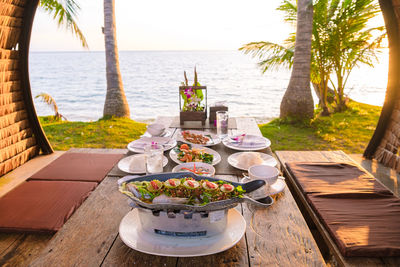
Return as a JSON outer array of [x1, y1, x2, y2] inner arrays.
[[176, 130, 221, 146], [227, 152, 277, 171], [172, 162, 216, 177], [222, 135, 271, 151], [141, 129, 172, 138], [169, 146, 221, 166], [127, 138, 177, 154], [241, 176, 286, 196], [119, 208, 246, 257], [118, 154, 168, 174]]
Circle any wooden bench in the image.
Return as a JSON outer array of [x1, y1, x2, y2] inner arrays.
[[276, 150, 400, 267]]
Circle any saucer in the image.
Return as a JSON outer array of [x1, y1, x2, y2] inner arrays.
[[142, 129, 172, 138], [119, 208, 246, 257], [240, 176, 286, 196]]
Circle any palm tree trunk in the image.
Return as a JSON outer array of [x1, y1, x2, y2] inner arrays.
[[103, 0, 130, 118], [280, 0, 314, 119]]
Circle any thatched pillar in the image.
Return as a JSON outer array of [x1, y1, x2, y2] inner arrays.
[[0, 0, 53, 176], [364, 0, 400, 170]]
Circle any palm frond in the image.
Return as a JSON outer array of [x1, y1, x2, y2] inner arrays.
[[239, 41, 294, 72], [40, 0, 88, 48], [35, 92, 67, 120]]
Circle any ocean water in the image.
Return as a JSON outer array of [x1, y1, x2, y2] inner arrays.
[[29, 50, 388, 122]]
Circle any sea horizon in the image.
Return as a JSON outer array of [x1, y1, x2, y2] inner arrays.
[[29, 50, 388, 123]]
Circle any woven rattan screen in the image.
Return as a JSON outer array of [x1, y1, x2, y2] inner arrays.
[[0, 0, 52, 176]]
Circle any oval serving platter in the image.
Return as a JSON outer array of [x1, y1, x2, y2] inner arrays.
[[118, 172, 274, 212]]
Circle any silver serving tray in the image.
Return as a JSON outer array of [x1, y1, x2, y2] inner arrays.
[[118, 172, 274, 212]]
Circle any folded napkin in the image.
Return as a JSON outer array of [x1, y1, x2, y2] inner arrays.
[[129, 137, 171, 149], [229, 134, 265, 148]]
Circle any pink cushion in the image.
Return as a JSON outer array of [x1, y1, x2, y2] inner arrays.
[[0, 180, 97, 233], [29, 153, 123, 183]]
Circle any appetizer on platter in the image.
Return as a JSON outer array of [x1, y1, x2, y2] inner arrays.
[[120, 177, 245, 206]]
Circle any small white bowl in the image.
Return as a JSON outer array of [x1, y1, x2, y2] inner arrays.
[[146, 123, 166, 136], [248, 165, 279, 186], [172, 162, 216, 177]]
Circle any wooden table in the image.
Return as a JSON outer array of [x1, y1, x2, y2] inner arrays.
[[0, 117, 325, 266], [276, 150, 400, 267]]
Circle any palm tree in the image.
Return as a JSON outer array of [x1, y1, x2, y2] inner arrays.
[[280, 0, 314, 119], [240, 0, 385, 115], [103, 0, 130, 118], [39, 0, 88, 48]]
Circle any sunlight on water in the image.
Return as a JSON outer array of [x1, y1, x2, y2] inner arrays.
[[29, 50, 388, 122]]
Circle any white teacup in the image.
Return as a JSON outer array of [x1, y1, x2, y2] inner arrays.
[[248, 165, 279, 188], [146, 123, 166, 136]]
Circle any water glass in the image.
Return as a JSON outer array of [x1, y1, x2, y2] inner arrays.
[[216, 111, 229, 138], [144, 143, 163, 174]]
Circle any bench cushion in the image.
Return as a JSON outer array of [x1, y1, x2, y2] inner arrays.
[[309, 194, 400, 257], [285, 162, 392, 196], [0, 180, 97, 233], [286, 162, 400, 257], [29, 153, 123, 183]]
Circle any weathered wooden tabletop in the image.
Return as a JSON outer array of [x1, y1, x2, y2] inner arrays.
[[0, 117, 325, 267]]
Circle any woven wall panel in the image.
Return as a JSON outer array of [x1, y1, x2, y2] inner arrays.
[[374, 106, 400, 169], [0, 81, 20, 94], [0, 59, 18, 71], [0, 110, 27, 129], [0, 100, 25, 116], [0, 91, 22, 106], [0, 145, 39, 175], [0, 48, 18, 59], [0, 70, 19, 83], [0, 16, 22, 28], [0, 119, 28, 139], [0, 3, 24, 17], [2, 0, 26, 7], [0, 135, 35, 162], [0, 25, 21, 49], [0, 127, 31, 150]]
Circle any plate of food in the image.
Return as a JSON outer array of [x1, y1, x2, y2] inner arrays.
[[172, 162, 215, 177], [118, 154, 168, 174], [169, 143, 221, 165], [177, 130, 220, 146], [223, 134, 271, 151], [227, 152, 277, 171]]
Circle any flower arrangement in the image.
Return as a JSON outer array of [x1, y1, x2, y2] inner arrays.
[[180, 68, 205, 112]]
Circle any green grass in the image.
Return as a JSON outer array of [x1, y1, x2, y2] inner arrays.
[[39, 117, 147, 150], [259, 101, 381, 153], [40, 101, 381, 153]]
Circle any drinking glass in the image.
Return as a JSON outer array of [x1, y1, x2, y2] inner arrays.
[[216, 111, 229, 138], [144, 143, 163, 174]]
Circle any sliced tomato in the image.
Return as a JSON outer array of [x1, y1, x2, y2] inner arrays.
[[180, 144, 190, 150], [168, 179, 176, 187], [206, 181, 216, 189], [150, 180, 159, 190], [223, 184, 234, 192], [187, 180, 195, 188]]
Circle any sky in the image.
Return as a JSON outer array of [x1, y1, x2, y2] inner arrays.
[[30, 0, 294, 51]]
